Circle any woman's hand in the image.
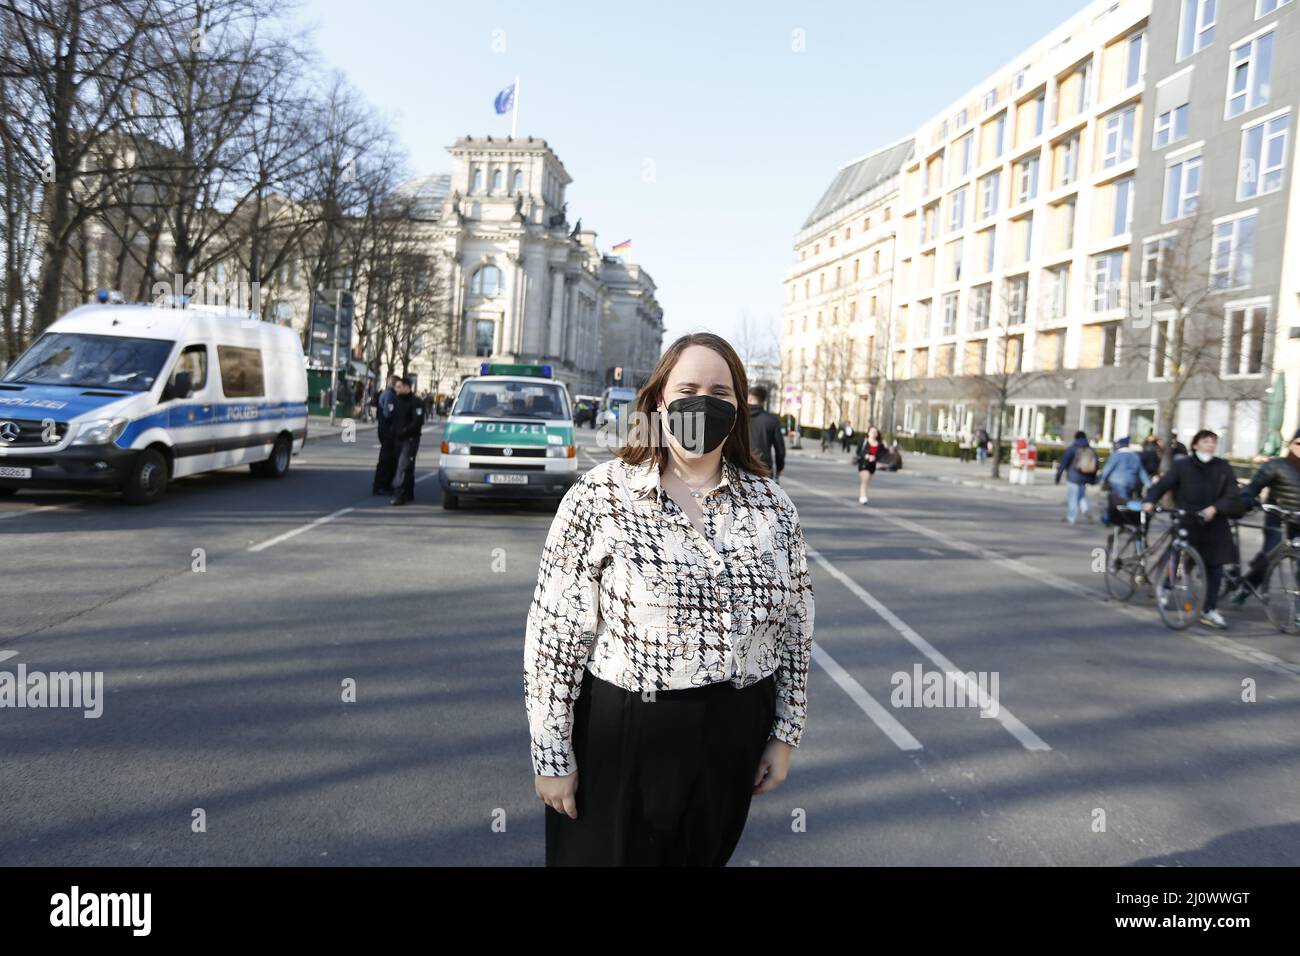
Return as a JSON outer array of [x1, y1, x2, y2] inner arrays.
[[536, 771, 579, 819], [753, 738, 793, 795]]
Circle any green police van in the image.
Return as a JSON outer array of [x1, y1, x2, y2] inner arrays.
[[437, 363, 578, 510]]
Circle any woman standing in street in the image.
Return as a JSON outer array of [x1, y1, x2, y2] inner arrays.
[[524, 332, 815, 866], [855, 426, 884, 505]]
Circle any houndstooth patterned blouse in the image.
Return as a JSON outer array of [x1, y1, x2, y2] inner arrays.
[[524, 455, 814, 777]]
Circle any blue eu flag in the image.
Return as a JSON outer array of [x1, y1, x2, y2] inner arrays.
[[494, 83, 516, 115]]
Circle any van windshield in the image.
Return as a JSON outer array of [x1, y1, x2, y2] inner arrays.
[[453, 380, 570, 421], [2, 333, 174, 393]]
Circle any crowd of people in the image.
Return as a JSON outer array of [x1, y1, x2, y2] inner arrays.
[[1053, 426, 1300, 631]]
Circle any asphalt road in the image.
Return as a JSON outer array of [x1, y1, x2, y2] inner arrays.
[[1, 424, 1298, 866]]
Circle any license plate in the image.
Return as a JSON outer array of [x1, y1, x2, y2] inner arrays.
[[486, 473, 528, 485], [0, 466, 32, 479]]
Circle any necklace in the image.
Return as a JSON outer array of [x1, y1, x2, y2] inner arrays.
[[671, 464, 722, 498]]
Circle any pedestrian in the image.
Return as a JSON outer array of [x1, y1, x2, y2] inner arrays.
[[371, 374, 398, 495], [958, 429, 973, 463], [886, 441, 904, 471], [1054, 430, 1099, 524], [842, 422, 854, 453], [1142, 429, 1245, 629], [525, 332, 814, 867], [388, 376, 424, 505], [1140, 433, 1161, 478], [820, 427, 831, 453], [747, 385, 785, 483], [855, 426, 884, 505], [975, 427, 989, 464], [1098, 436, 1151, 526], [1231, 429, 1300, 608]]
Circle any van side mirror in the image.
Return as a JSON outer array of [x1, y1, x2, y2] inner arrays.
[[170, 371, 192, 401]]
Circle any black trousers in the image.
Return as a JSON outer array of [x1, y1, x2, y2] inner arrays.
[[545, 668, 776, 867], [392, 437, 419, 499], [372, 432, 397, 492]]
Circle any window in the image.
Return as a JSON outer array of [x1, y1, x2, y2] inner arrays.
[[1103, 107, 1136, 167], [1259, 0, 1294, 13], [216, 346, 264, 398], [984, 88, 999, 112], [472, 167, 484, 191], [1126, 32, 1147, 88], [1113, 177, 1134, 236], [1152, 314, 1176, 379], [950, 187, 967, 232], [1091, 251, 1124, 311], [1154, 103, 1190, 148], [1007, 274, 1028, 325], [994, 112, 1007, 157], [981, 226, 997, 273], [1178, 0, 1216, 60], [470, 265, 503, 296], [171, 344, 208, 392], [1142, 236, 1175, 305], [1101, 323, 1120, 367], [474, 319, 495, 357], [1016, 154, 1040, 203], [958, 132, 974, 176], [1063, 135, 1080, 186], [942, 293, 959, 336], [873, 249, 882, 274], [949, 238, 965, 281], [1228, 32, 1274, 118], [1047, 265, 1071, 320], [491, 169, 503, 191], [853, 259, 860, 281], [980, 171, 1001, 219], [956, 108, 969, 130], [1211, 214, 1258, 290], [1239, 113, 1289, 199], [1163, 155, 1202, 221], [971, 284, 992, 331], [1223, 303, 1268, 376], [513, 170, 524, 192], [1034, 94, 1046, 137]]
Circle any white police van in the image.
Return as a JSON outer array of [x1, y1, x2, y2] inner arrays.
[[0, 301, 308, 504]]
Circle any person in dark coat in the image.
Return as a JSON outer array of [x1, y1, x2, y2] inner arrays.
[[1142, 429, 1245, 629], [1054, 431, 1099, 524], [389, 376, 425, 505], [371, 374, 398, 494], [1231, 429, 1300, 606], [746, 386, 785, 482]]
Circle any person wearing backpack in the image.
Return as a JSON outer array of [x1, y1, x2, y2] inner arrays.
[[1054, 430, 1099, 524]]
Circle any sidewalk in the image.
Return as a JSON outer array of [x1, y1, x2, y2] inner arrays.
[[787, 442, 1071, 503], [305, 414, 379, 443]]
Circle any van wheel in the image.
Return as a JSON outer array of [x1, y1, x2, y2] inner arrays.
[[441, 492, 459, 510], [251, 434, 292, 478], [123, 449, 168, 504]]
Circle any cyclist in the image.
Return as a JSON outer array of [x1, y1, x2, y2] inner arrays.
[[1098, 436, 1150, 526], [1230, 429, 1300, 607], [1141, 429, 1245, 630]]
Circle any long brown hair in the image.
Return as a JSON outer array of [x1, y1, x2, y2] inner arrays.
[[615, 332, 770, 478]]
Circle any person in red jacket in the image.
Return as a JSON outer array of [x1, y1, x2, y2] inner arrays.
[[855, 427, 884, 505]]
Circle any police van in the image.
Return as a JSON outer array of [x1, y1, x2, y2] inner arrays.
[[438, 363, 577, 509], [0, 301, 308, 504]]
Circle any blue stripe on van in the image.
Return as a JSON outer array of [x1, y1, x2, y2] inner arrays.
[[115, 401, 308, 449]]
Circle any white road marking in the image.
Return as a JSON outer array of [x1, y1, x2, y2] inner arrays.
[[248, 507, 356, 552], [0, 502, 72, 521], [786, 477, 1300, 683], [811, 642, 923, 751], [805, 543, 1051, 752]]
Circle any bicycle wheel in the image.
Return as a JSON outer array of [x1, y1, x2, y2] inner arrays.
[[1154, 545, 1207, 630], [1263, 550, 1300, 635], [1104, 529, 1139, 601]]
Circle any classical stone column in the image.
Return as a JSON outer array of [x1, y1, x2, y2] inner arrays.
[[548, 269, 566, 357]]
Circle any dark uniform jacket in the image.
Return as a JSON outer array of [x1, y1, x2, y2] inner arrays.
[[391, 392, 425, 443], [1143, 454, 1245, 566]]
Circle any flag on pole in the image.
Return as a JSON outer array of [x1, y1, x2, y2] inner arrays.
[[494, 82, 516, 115], [611, 239, 632, 257]]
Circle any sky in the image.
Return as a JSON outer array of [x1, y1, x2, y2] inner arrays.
[[298, 0, 1090, 347]]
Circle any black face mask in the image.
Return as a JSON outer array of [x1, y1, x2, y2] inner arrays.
[[664, 395, 736, 454]]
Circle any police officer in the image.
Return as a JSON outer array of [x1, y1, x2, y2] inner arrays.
[[371, 374, 398, 495], [390, 375, 425, 506]]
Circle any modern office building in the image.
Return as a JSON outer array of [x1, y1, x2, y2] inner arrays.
[[790, 0, 1300, 456]]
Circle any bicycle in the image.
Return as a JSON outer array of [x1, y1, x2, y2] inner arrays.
[[1103, 505, 1207, 629], [1221, 502, 1300, 635]]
